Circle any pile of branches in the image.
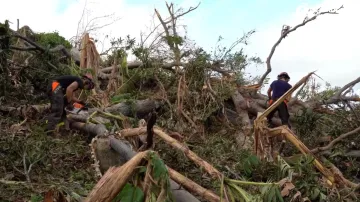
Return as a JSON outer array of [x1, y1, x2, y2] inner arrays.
[[0, 100, 288, 202], [1, 1, 360, 202], [0, 21, 79, 102]]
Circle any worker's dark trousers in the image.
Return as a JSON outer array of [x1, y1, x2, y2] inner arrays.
[[267, 101, 291, 129], [45, 81, 67, 134]]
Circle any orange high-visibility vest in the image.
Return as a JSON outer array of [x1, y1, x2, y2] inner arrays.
[[51, 81, 60, 91]]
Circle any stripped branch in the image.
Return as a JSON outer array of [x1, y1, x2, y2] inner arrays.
[[9, 31, 72, 59], [323, 77, 360, 104], [258, 5, 344, 86], [311, 126, 360, 154]]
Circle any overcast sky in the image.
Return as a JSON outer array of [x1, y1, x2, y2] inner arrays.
[[1, 0, 359, 94]]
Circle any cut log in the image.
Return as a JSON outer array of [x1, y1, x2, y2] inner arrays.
[[93, 137, 201, 202], [85, 151, 151, 202], [0, 104, 49, 119], [71, 120, 201, 202], [0, 99, 163, 120], [103, 99, 163, 118]]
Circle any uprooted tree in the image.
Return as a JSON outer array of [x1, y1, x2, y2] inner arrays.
[[1, 2, 360, 202]]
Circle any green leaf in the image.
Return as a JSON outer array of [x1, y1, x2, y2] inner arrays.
[[226, 185, 237, 202], [138, 166, 147, 173], [150, 193, 157, 202], [229, 186, 244, 202], [248, 155, 260, 166], [310, 187, 320, 200], [151, 154, 168, 181], [30, 194, 43, 202], [267, 186, 275, 202], [274, 186, 284, 202], [319, 192, 327, 202], [329, 151, 343, 158], [113, 183, 144, 202], [231, 184, 252, 202], [242, 155, 260, 175], [110, 93, 133, 104]]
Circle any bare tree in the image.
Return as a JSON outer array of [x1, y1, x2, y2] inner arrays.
[[68, 0, 121, 50]]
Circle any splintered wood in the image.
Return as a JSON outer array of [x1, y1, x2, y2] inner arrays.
[[85, 151, 150, 202], [254, 72, 315, 159], [269, 126, 335, 186], [80, 33, 100, 92], [253, 71, 354, 188]]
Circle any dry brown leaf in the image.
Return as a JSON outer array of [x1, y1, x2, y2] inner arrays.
[[290, 191, 302, 202], [278, 178, 296, 197], [43, 190, 68, 202], [278, 177, 288, 186], [43, 190, 54, 202], [281, 181, 295, 197], [9, 118, 28, 135]]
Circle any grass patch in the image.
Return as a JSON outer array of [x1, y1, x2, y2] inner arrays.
[[0, 121, 97, 201]]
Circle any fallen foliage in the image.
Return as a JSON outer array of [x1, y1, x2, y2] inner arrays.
[[0, 2, 359, 202]]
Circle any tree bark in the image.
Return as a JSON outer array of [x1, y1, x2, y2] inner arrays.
[[101, 99, 163, 118], [85, 151, 151, 202], [167, 167, 223, 202], [71, 118, 201, 202], [0, 99, 163, 120], [92, 136, 201, 202]]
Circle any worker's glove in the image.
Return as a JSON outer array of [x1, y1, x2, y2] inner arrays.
[[79, 101, 90, 110], [65, 103, 74, 111], [78, 100, 86, 105]]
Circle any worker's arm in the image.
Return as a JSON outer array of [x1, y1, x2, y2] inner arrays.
[[267, 87, 272, 99], [65, 82, 81, 103], [285, 84, 292, 101], [72, 96, 82, 103]]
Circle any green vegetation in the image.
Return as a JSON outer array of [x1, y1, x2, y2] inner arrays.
[[0, 2, 359, 202], [35, 31, 72, 49]]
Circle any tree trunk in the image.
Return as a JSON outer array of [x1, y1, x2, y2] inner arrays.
[[0, 99, 163, 120], [71, 118, 201, 202], [92, 136, 201, 202], [102, 99, 163, 118]]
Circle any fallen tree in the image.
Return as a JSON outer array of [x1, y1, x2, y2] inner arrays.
[[1, 4, 358, 132], [1, 2, 360, 202], [87, 137, 203, 202], [68, 108, 286, 201]]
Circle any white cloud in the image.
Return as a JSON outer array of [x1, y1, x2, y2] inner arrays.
[[1, 0, 198, 60], [1, 0, 359, 95], [243, 0, 360, 93]]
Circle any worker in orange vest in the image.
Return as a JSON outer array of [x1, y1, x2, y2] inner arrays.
[[45, 74, 94, 135], [266, 72, 292, 129]]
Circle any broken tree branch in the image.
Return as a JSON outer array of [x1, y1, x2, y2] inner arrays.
[[258, 5, 344, 86], [85, 151, 150, 202], [167, 167, 224, 202], [8, 30, 74, 60], [153, 127, 223, 180], [163, 2, 200, 24], [323, 77, 360, 104], [311, 126, 360, 154]]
